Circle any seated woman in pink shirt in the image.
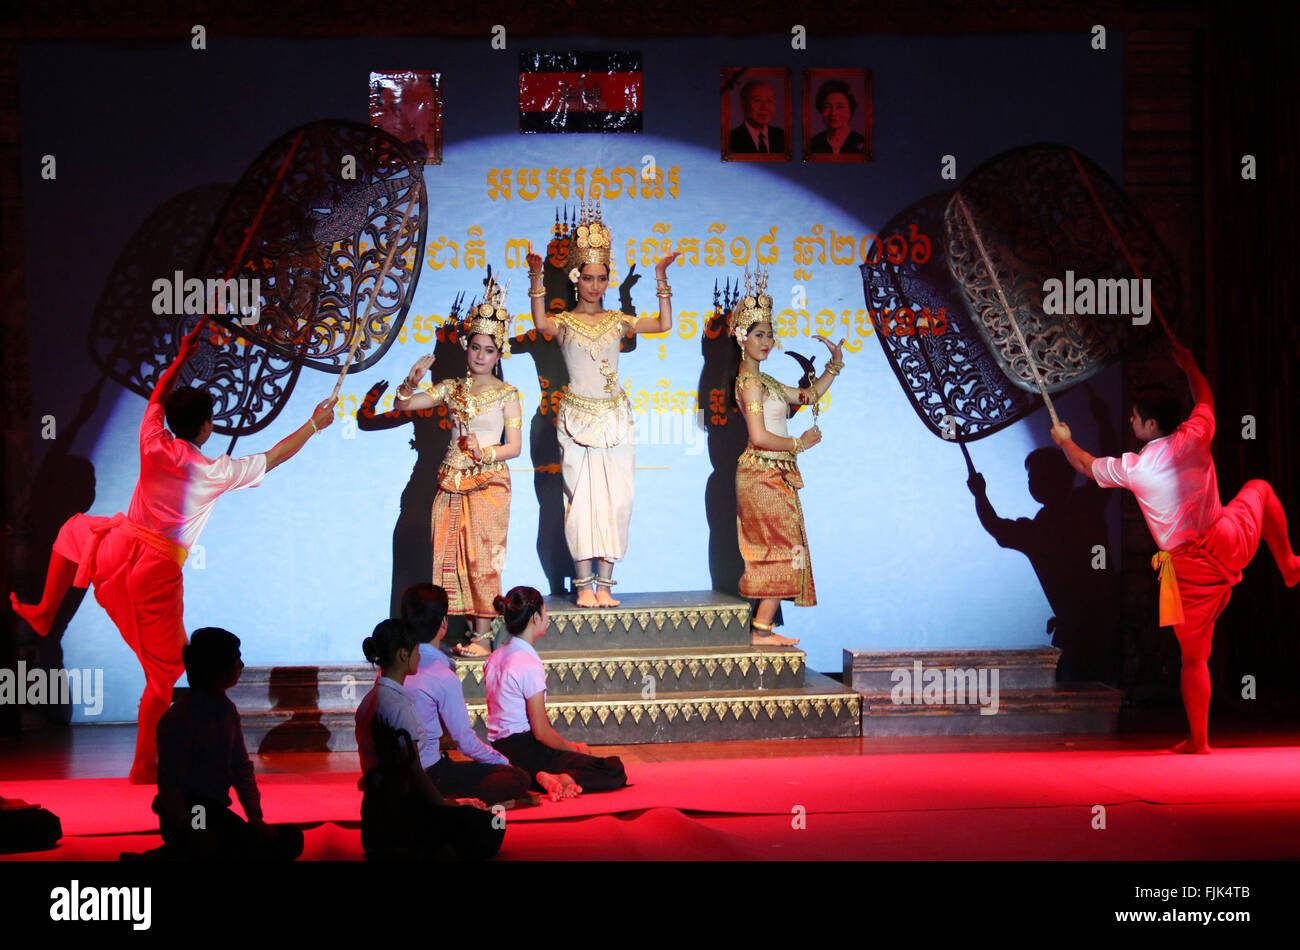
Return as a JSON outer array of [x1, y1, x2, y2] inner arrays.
[[483, 587, 626, 800]]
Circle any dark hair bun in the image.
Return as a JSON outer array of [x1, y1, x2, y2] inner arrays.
[[362, 636, 379, 665], [493, 594, 508, 615], [497, 586, 544, 635]]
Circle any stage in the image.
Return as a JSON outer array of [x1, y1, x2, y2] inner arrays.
[[4, 719, 1298, 861]]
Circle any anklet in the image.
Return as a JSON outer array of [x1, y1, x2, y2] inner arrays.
[[573, 575, 596, 590], [750, 620, 773, 633], [593, 576, 617, 587]]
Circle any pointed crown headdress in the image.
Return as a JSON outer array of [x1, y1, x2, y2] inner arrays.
[[566, 196, 616, 282], [728, 268, 775, 346], [460, 273, 511, 357]]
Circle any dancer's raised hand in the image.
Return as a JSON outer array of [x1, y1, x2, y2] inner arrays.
[[405, 354, 435, 388], [813, 334, 846, 365]]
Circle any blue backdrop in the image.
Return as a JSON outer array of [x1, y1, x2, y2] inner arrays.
[[21, 31, 1124, 721]]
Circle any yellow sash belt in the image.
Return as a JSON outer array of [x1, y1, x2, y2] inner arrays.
[[73, 513, 188, 587], [1150, 550, 1186, 627]]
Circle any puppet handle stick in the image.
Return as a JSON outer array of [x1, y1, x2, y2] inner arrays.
[[1067, 149, 1175, 341], [330, 180, 422, 400], [954, 194, 1060, 428]]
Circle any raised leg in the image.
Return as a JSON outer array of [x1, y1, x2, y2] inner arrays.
[[1253, 480, 1300, 586], [10, 552, 79, 637]]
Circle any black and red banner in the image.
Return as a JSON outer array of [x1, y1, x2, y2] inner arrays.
[[519, 51, 642, 133]]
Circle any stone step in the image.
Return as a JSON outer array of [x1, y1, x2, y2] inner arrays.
[[230, 646, 807, 712], [537, 590, 753, 651], [239, 672, 861, 752], [843, 647, 1064, 692], [858, 682, 1123, 737], [456, 646, 808, 699]]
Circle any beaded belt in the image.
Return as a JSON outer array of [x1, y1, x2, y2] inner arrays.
[[560, 391, 628, 415]]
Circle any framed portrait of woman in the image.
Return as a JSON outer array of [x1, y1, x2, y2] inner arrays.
[[802, 68, 873, 163], [721, 67, 793, 162]]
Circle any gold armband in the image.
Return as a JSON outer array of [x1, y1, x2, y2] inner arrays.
[[743, 400, 762, 416], [503, 416, 522, 429], [528, 288, 546, 298]]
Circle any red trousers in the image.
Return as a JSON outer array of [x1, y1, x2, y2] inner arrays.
[[54, 513, 186, 766], [1168, 481, 1269, 662]]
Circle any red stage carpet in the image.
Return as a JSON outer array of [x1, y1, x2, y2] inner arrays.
[[5, 748, 1300, 860]]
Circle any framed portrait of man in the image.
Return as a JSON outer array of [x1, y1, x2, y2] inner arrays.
[[802, 68, 873, 163], [369, 70, 443, 165], [721, 67, 792, 162]]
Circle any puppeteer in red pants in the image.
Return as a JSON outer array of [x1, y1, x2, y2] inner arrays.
[[1052, 339, 1299, 753], [12, 319, 337, 782]]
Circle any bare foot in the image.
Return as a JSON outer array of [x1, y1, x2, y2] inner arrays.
[[453, 640, 491, 657], [1170, 738, 1211, 754], [575, 588, 599, 608], [557, 774, 583, 798], [10, 593, 52, 637], [594, 588, 620, 607], [1281, 555, 1300, 587], [536, 772, 566, 802], [752, 631, 800, 646], [128, 764, 158, 785]]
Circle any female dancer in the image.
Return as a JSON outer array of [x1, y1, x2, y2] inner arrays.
[[395, 276, 522, 656], [484, 586, 627, 799], [524, 199, 678, 607], [730, 271, 845, 645], [354, 618, 501, 859]]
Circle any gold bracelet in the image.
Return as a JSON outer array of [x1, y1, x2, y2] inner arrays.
[[528, 270, 543, 278], [792, 436, 804, 454], [656, 290, 672, 299], [482, 445, 496, 464], [528, 288, 546, 298], [826, 361, 843, 376], [309, 418, 320, 434]]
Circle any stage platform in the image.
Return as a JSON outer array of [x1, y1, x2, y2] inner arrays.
[[3, 720, 1299, 860]]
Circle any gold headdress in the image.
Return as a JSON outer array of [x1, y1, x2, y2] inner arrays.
[[460, 273, 511, 357], [728, 268, 777, 347], [566, 196, 616, 283]]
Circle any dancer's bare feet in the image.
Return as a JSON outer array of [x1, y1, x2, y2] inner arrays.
[[536, 771, 566, 801], [453, 640, 491, 657], [575, 587, 598, 608], [1170, 738, 1211, 754], [557, 774, 583, 798], [10, 593, 53, 637], [594, 588, 620, 607], [752, 629, 799, 646]]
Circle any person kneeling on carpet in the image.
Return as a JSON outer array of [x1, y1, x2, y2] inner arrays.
[[401, 583, 536, 807], [484, 587, 627, 800], [355, 619, 504, 860], [150, 627, 304, 861]]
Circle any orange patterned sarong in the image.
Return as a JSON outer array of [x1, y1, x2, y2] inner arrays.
[[735, 449, 816, 606], [432, 464, 511, 618]]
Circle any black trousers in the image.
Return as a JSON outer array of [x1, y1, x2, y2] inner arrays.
[[426, 755, 531, 805], [360, 783, 504, 860], [491, 731, 627, 792], [159, 798, 303, 861]]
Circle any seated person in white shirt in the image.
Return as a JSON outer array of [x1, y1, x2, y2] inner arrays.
[[11, 317, 336, 782], [1053, 338, 1299, 754], [354, 619, 503, 859], [400, 583, 534, 806], [484, 587, 627, 800]]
